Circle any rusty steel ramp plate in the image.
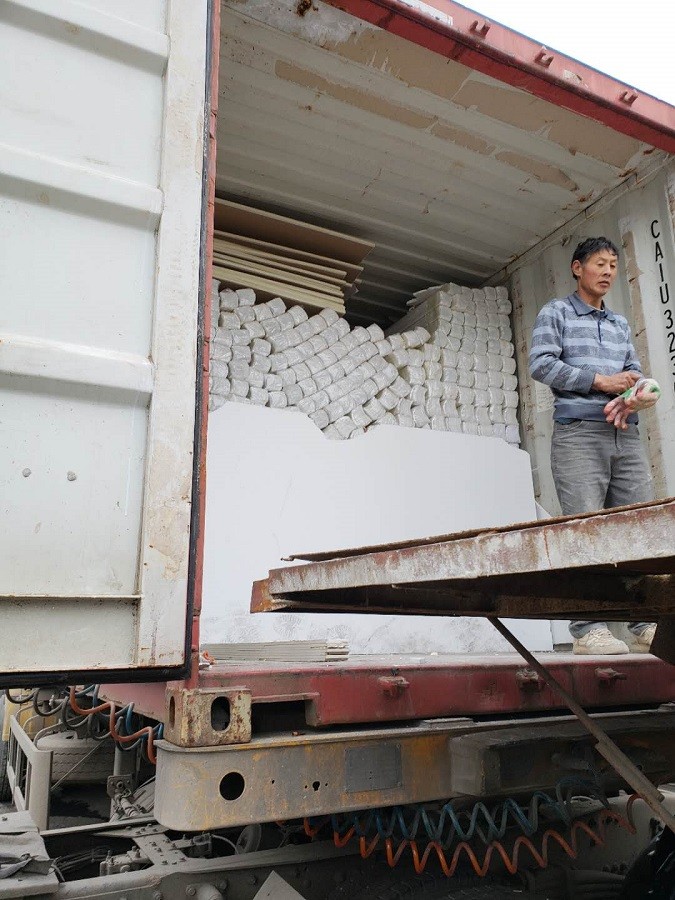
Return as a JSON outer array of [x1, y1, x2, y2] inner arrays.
[[252, 499, 675, 628]]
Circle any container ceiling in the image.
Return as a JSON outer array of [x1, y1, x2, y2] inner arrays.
[[217, 0, 667, 324]]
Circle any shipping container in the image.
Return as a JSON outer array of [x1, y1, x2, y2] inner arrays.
[[2, 0, 674, 683]]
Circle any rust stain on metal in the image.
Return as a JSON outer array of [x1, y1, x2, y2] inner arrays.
[[275, 60, 436, 129], [250, 579, 290, 613], [257, 501, 675, 627], [155, 726, 458, 831], [164, 686, 252, 747], [288, 497, 675, 562]]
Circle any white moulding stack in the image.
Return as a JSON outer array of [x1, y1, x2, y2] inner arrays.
[[386, 282, 520, 445], [209, 278, 521, 446]]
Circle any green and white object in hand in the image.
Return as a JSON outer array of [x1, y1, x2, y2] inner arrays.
[[621, 377, 661, 410]]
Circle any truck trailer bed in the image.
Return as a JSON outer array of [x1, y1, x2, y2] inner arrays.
[[102, 651, 675, 738]]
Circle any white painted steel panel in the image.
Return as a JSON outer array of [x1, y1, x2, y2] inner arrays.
[[0, 0, 208, 676], [202, 402, 552, 653]]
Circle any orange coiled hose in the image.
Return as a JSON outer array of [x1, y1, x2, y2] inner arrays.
[[69, 687, 157, 764], [306, 797, 638, 878]]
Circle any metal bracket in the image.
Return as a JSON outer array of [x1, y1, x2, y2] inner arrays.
[[469, 19, 490, 38], [378, 675, 409, 697], [535, 48, 554, 67], [516, 668, 543, 691], [164, 686, 252, 747], [595, 667, 628, 684], [106, 773, 135, 800]]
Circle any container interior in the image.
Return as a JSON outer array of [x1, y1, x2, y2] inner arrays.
[[202, 0, 675, 653], [214, 0, 674, 504], [216, 1, 664, 325]]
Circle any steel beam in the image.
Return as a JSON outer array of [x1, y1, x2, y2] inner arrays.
[[106, 653, 675, 743], [252, 574, 675, 623], [153, 710, 675, 832]]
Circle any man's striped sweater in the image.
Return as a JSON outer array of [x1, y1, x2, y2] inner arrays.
[[529, 292, 642, 422]]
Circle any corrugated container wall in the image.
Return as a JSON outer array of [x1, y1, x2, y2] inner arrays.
[[0, 0, 208, 679], [512, 164, 675, 511]]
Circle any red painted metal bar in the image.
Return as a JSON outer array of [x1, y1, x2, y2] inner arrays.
[[101, 652, 675, 726], [326, 0, 675, 154], [186, 0, 221, 687]]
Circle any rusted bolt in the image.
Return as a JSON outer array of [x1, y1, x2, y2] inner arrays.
[[516, 669, 543, 691], [595, 667, 628, 683], [378, 675, 410, 697]]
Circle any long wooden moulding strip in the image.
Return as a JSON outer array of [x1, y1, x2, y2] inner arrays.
[[214, 198, 374, 266], [212, 266, 345, 314], [214, 239, 350, 284], [213, 253, 346, 297], [214, 229, 364, 283]]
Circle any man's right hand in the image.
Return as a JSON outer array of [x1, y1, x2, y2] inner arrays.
[[593, 371, 640, 394]]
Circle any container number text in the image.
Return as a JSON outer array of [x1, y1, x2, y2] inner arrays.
[[651, 219, 674, 394]]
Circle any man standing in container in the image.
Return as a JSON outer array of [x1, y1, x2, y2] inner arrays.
[[529, 237, 656, 655]]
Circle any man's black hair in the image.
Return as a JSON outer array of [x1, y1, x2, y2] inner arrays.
[[571, 237, 620, 279]]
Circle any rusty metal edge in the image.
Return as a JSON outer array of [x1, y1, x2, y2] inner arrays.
[[286, 497, 675, 562]]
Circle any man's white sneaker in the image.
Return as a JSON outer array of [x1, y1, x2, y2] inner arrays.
[[629, 624, 656, 654], [572, 627, 630, 655]]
